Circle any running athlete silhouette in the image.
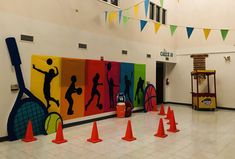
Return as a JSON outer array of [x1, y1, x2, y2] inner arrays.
[[65, 75, 82, 115], [106, 63, 119, 108], [85, 73, 103, 111], [33, 64, 59, 109], [135, 77, 145, 104], [124, 73, 133, 103]]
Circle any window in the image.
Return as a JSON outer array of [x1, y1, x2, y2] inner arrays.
[[103, 0, 118, 6], [149, 2, 167, 24], [162, 9, 166, 24], [149, 2, 154, 20], [156, 5, 161, 22], [111, 0, 118, 6]]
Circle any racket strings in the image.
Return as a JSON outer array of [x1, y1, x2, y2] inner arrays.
[[14, 101, 46, 139]]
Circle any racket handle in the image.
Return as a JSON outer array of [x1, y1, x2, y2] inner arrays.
[[5, 37, 22, 66]]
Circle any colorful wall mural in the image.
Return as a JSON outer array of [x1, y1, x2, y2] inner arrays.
[[31, 55, 146, 121]]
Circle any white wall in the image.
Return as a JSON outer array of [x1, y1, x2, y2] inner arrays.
[[165, 0, 235, 108], [0, 0, 177, 137]]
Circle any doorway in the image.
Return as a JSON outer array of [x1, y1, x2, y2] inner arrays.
[[156, 62, 164, 104]]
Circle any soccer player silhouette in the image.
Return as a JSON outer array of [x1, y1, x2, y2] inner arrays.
[[85, 73, 103, 111], [33, 64, 59, 109]]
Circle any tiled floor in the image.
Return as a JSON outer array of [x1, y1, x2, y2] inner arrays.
[[1, 105, 235, 159]]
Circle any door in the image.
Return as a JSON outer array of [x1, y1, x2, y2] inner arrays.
[[156, 62, 164, 104]]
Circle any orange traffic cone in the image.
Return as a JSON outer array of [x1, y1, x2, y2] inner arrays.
[[122, 120, 136, 141], [87, 122, 103, 143], [22, 120, 37, 142], [158, 103, 166, 115], [52, 122, 68, 144], [167, 110, 180, 133], [154, 118, 168, 138], [167, 110, 178, 125], [164, 106, 171, 119]]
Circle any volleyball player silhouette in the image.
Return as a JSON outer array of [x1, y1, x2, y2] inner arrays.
[[85, 73, 103, 111], [33, 64, 59, 109], [135, 77, 145, 104]]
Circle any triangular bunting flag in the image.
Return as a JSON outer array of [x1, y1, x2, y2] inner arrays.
[[170, 25, 177, 36], [134, 4, 139, 17], [221, 29, 229, 41], [154, 22, 161, 33], [113, 12, 117, 21], [124, 9, 130, 17], [186, 27, 194, 39], [108, 12, 118, 23], [123, 16, 129, 25], [203, 28, 211, 40], [140, 20, 148, 31], [108, 12, 112, 23], [118, 10, 122, 24], [160, 0, 164, 7], [144, 0, 149, 17], [105, 11, 108, 22]]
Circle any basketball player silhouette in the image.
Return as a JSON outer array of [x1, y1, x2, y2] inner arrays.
[[65, 75, 82, 115], [106, 63, 119, 108]]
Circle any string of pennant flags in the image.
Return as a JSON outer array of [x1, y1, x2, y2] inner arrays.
[[105, 0, 233, 41]]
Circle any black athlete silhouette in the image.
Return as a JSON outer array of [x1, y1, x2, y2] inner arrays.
[[106, 63, 119, 108], [124, 73, 133, 103], [65, 75, 82, 115], [85, 73, 103, 111], [33, 64, 59, 109], [135, 77, 145, 104]]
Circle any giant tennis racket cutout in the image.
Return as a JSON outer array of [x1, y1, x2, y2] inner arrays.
[[144, 84, 157, 112], [6, 37, 48, 141]]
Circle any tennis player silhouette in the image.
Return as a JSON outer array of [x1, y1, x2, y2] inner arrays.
[[124, 73, 133, 103], [135, 77, 145, 104]]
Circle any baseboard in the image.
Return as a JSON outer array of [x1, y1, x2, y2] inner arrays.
[[164, 101, 192, 106], [165, 101, 235, 111], [217, 106, 235, 111], [0, 136, 8, 142]]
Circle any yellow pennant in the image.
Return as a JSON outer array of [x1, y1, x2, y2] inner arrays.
[[154, 22, 161, 33], [108, 12, 117, 23], [134, 4, 139, 17], [203, 28, 211, 40]]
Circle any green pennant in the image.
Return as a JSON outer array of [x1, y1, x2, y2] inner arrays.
[[170, 25, 177, 36], [123, 16, 129, 25], [160, 0, 164, 7], [221, 29, 229, 41]]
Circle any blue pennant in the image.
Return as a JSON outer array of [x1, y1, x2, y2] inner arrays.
[[144, 0, 149, 17], [140, 20, 148, 32], [119, 10, 122, 24], [186, 27, 194, 39]]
